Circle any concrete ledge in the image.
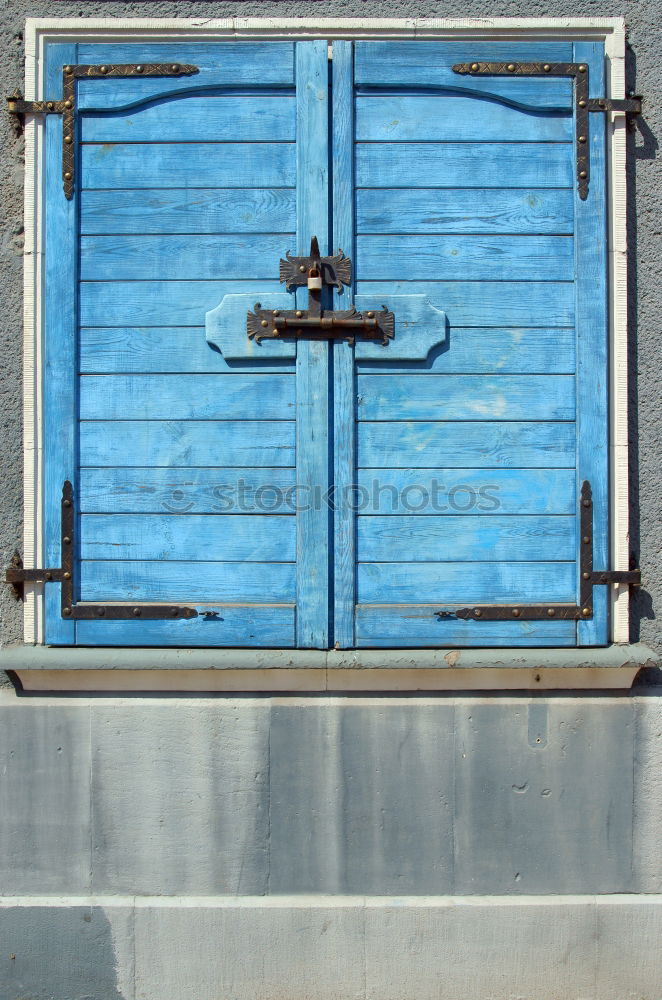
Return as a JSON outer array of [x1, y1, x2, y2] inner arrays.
[[0, 895, 660, 1000]]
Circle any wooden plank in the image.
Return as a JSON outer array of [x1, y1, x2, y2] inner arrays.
[[44, 42, 78, 643], [80, 420, 295, 468], [331, 39, 356, 648], [80, 188, 296, 235], [355, 41, 573, 96], [359, 421, 576, 469], [80, 514, 295, 561], [356, 189, 574, 235], [356, 374, 575, 421], [79, 374, 294, 420], [356, 143, 573, 189], [80, 280, 282, 327], [80, 96, 295, 143], [356, 95, 572, 142], [79, 468, 296, 513], [575, 42, 609, 646], [355, 605, 575, 647], [81, 142, 295, 189], [79, 328, 296, 375], [357, 561, 576, 604], [80, 560, 296, 602], [355, 328, 575, 375], [80, 234, 288, 281], [355, 281, 575, 327], [80, 279, 574, 328], [357, 514, 575, 562], [355, 469, 576, 515], [75, 605, 296, 648], [295, 40, 331, 649], [356, 235, 573, 282], [76, 42, 295, 106]]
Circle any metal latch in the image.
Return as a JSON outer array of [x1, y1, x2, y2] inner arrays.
[[247, 237, 395, 346]]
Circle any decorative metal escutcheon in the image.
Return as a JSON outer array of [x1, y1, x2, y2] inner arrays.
[[247, 237, 395, 347]]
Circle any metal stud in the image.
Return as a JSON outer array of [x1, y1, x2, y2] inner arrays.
[[64, 100, 72, 109], [47, 102, 54, 110], [547, 608, 556, 617], [295, 310, 303, 318], [63, 571, 71, 580], [170, 608, 179, 617], [45, 572, 52, 581], [63, 498, 72, 507], [64, 172, 72, 181], [97, 608, 105, 617], [581, 607, 591, 617], [579, 98, 587, 108], [512, 608, 521, 617], [299, 265, 306, 273], [582, 498, 591, 507], [470, 62, 479, 71], [578, 64, 586, 72], [64, 135, 72, 144], [63, 536, 71, 544], [583, 571, 590, 580], [543, 64, 551, 72], [135, 65, 144, 73], [272, 310, 280, 317], [171, 65, 179, 72], [583, 535, 591, 544], [64, 65, 73, 74], [260, 319, 269, 328], [507, 64, 516, 72], [62, 606, 72, 616], [367, 311, 375, 318], [579, 170, 588, 179], [473, 608, 482, 617], [578, 135, 586, 143], [133, 608, 141, 617], [100, 65, 109, 74]]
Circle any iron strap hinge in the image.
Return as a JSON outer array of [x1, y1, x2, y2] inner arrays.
[[452, 61, 642, 199], [435, 481, 641, 623], [7, 62, 198, 198], [4, 482, 199, 621]]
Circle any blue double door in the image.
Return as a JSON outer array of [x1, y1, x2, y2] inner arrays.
[[46, 38, 608, 647]]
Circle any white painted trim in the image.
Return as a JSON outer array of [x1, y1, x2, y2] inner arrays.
[[20, 16, 631, 648]]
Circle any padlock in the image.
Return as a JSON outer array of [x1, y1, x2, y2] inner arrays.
[[307, 266, 322, 290]]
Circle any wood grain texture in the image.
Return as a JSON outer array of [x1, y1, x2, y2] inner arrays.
[[79, 328, 296, 375], [80, 95, 295, 143], [80, 514, 295, 561], [356, 95, 572, 142], [357, 515, 575, 562], [80, 560, 296, 602], [80, 420, 296, 468], [359, 421, 576, 469], [81, 142, 295, 189], [79, 374, 295, 420], [356, 143, 573, 189], [356, 328, 575, 375], [356, 374, 575, 421], [80, 188, 296, 235], [357, 235, 573, 281], [79, 468, 296, 513], [355, 605, 575, 647], [358, 560, 576, 603], [355, 469, 576, 515], [356, 188, 574, 235]]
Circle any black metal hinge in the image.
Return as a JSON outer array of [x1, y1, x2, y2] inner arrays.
[[5, 481, 198, 620], [452, 62, 642, 199], [7, 62, 198, 198], [436, 481, 641, 623]]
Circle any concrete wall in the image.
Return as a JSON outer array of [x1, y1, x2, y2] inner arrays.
[[0, 3, 661, 998]]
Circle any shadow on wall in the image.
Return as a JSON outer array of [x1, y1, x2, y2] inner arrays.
[[0, 906, 126, 1000]]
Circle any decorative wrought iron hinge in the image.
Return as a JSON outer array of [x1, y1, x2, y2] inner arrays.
[[452, 62, 643, 199], [4, 482, 198, 620], [248, 237, 395, 346], [435, 480, 641, 622], [7, 62, 198, 198]]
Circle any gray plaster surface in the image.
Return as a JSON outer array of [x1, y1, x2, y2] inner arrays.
[[0, 0, 661, 674]]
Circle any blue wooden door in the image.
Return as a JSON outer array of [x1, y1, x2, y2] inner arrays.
[[42, 38, 608, 648]]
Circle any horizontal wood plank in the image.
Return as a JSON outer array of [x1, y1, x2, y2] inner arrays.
[[356, 95, 572, 142], [354, 469, 576, 515], [359, 421, 576, 468], [79, 328, 296, 374], [356, 329, 575, 375], [80, 420, 295, 467], [79, 468, 296, 513], [358, 561, 576, 603], [357, 234, 573, 281], [80, 280, 574, 328], [357, 514, 575, 562], [81, 95, 295, 142], [356, 188, 573, 235], [357, 374, 575, 421], [80, 513, 295, 561], [356, 143, 573, 189], [81, 142, 295, 189], [80, 188, 296, 235], [355, 605, 575, 647], [80, 560, 296, 602], [81, 234, 290, 281], [74, 605, 296, 647], [80, 374, 294, 420]]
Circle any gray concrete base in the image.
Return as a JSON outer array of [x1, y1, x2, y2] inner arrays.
[[1, 895, 660, 1000]]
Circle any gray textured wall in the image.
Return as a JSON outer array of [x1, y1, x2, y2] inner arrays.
[[0, 0, 660, 671]]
